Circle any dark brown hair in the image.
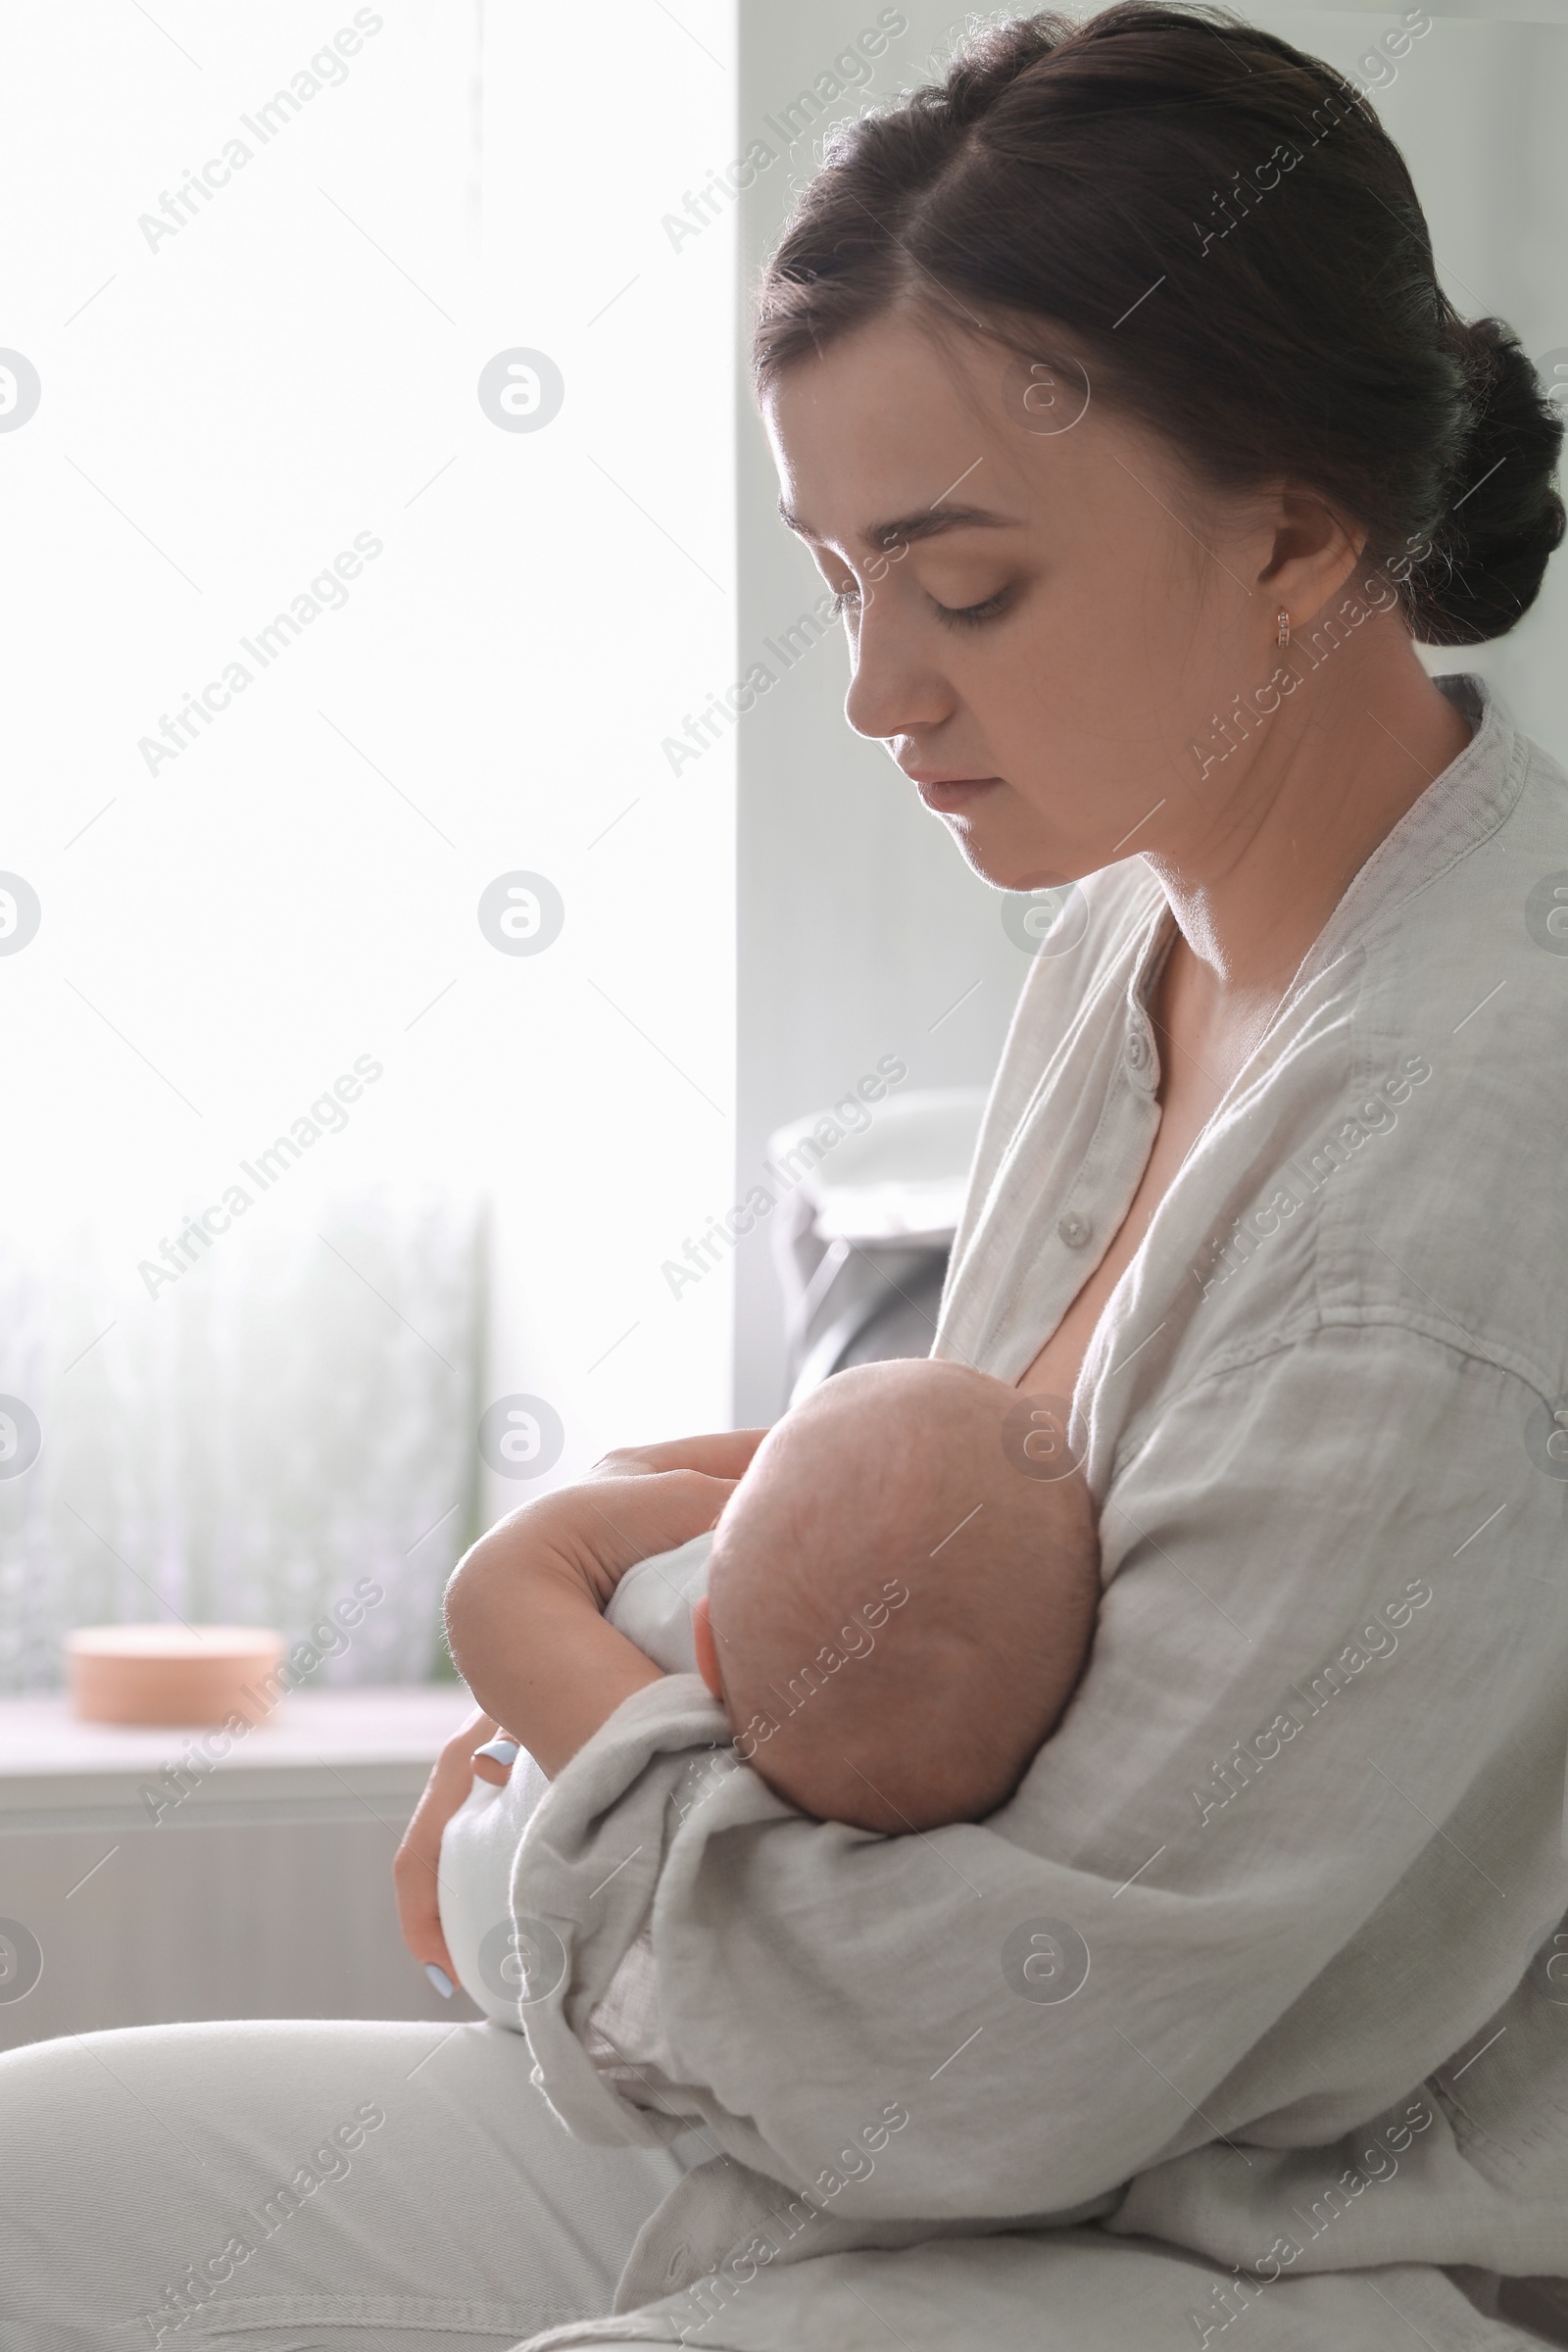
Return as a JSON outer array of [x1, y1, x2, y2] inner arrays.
[[752, 3, 1564, 645]]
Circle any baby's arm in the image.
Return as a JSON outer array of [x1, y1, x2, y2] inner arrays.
[[468, 1527, 714, 1784], [444, 1467, 734, 1779], [399, 1437, 760, 1991]]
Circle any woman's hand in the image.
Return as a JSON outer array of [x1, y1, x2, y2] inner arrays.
[[394, 1705, 503, 1995], [588, 1427, 769, 1484]]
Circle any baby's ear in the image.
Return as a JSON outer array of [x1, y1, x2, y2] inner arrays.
[[691, 1593, 724, 1697]]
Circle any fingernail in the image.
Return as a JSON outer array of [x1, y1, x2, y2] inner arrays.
[[472, 1739, 519, 1766], [424, 1962, 454, 1999]]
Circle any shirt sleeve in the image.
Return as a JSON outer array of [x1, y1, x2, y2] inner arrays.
[[510, 1324, 1568, 2220]]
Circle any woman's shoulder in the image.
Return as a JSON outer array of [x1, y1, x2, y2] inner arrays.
[[1356, 685, 1568, 971], [1186, 704, 1568, 1403], [1304, 691, 1568, 1154]]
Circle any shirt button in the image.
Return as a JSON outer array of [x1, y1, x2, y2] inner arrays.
[[1057, 1211, 1092, 1249], [1127, 1029, 1150, 1072]]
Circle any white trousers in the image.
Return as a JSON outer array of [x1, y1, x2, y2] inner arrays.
[[0, 2017, 696, 2352], [6, 2019, 1568, 2352]]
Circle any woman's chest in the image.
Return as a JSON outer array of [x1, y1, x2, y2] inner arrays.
[[1016, 1009, 1247, 1398]]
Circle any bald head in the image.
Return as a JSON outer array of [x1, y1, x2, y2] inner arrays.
[[701, 1358, 1099, 1832]]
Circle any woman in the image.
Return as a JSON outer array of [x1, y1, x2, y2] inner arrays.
[[5, 7, 1565, 2347]]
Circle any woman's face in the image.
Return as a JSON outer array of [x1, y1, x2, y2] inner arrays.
[[762, 309, 1293, 892]]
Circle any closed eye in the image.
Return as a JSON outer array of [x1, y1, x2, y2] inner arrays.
[[935, 587, 1012, 628], [829, 583, 1014, 626]]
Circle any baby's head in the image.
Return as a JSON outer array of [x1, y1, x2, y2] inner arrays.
[[693, 1359, 1099, 1833]]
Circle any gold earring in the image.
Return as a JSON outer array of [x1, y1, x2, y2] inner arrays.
[[1277, 610, 1292, 649]]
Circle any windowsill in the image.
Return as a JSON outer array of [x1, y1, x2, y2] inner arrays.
[[0, 1685, 475, 1823]]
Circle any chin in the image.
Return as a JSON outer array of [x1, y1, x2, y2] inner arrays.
[[945, 813, 1068, 896]]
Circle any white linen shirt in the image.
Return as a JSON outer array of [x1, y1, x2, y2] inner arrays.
[[506, 673, 1568, 2351]]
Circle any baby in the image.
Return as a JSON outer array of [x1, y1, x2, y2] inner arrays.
[[461, 1357, 1101, 1835], [435, 1359, 1100, 2024], [686, 1358, 1100, 1831]]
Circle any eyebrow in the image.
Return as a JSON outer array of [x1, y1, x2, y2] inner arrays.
[[777, 499, 1022, 552]]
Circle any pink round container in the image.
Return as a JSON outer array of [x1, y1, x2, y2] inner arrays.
[[65, 1626, 287, 1728]]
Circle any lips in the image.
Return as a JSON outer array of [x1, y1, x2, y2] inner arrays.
[[908, 774, 1003, 814]]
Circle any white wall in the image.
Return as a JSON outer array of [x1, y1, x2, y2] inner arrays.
[[728, 0, 1568, 1424]]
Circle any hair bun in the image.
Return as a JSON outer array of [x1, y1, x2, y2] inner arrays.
[[1408, 318, 1566, 646]]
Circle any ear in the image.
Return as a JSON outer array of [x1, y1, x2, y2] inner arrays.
[[1256, 483, 1366, 635], [692, 1593, 723, 1697]]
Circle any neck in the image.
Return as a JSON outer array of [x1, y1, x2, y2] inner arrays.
[[1147, 618, 1475, 1019]]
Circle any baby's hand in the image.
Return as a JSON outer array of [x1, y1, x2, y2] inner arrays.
[[470, 1734, 518, 1787], [446, 1451, 747, 1779]]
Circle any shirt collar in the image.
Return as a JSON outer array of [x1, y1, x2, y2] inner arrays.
[[1286, 670, 1525, 996]]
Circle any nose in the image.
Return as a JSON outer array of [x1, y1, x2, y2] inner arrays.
[[842, 600, 955, 746]]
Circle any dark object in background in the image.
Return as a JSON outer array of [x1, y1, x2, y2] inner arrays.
[[769, 1089, 986, 1406], [831, 1252, 952, 1378]]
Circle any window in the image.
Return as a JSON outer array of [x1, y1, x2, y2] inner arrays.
[[0, 2, 737, 1687]]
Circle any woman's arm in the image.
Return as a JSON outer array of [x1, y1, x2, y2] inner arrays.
[[510, 1331, 1568, 2221]]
